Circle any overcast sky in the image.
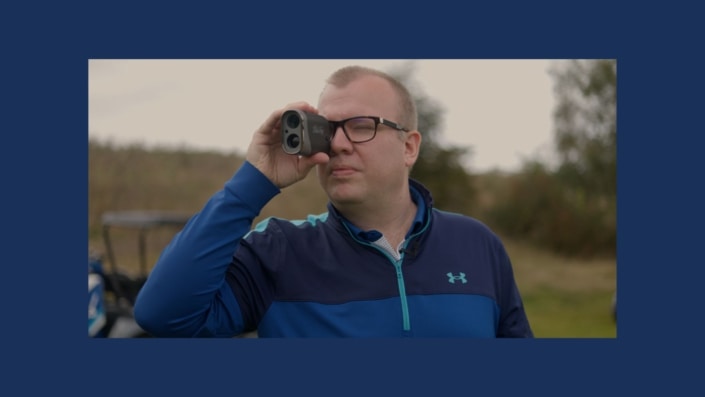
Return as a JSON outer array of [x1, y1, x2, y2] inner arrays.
[[88, 59, 561, 173]]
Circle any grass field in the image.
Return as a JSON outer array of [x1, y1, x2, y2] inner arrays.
[[502, 237, 616, 337]]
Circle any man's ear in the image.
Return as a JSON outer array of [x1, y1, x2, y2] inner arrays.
[[404, 130, 422, 168]]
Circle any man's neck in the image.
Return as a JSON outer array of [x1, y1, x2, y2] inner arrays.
[[336, 190, 418, 248]]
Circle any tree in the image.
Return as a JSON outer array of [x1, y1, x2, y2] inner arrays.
[[545, 59, 616, 256], [387, 62, 476, 214], [486, 60, 617, 257], [550, 59, 616, 197]]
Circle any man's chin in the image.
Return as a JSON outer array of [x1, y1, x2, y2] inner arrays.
[[325, 183, 363, 205]]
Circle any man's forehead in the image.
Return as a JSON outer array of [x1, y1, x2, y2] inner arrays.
[[323, 73, 392, 92], [318, 75, 397, 112]]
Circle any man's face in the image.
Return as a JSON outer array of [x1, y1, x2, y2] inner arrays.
[[316, 75, 419, 207]]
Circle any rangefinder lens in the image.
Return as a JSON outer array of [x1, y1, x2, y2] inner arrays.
[[286, 134, 301, 148], [286, 113, 301, 129]]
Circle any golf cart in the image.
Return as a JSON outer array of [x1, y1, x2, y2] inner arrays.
[[88, 210, 192, 338]]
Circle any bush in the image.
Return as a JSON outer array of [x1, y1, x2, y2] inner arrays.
[[486, 162, 615, 258]]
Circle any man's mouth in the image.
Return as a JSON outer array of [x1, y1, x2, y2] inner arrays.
[[330, 166, 357, 177]]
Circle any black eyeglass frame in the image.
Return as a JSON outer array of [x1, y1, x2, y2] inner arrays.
[[327, 116, 410, 143]]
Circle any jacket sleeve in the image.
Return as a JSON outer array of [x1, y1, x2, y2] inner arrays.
[[133, 161, 280, 337], [495, 241, 534, 338]]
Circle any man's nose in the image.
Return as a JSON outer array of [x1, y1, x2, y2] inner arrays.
[[329, 126, 353, 153]]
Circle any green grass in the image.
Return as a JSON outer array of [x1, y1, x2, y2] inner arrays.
[[502, 237, 617, 338], [522, 289, 616, 338]]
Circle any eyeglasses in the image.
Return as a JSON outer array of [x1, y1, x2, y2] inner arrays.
[[328, 116, 410, 144]]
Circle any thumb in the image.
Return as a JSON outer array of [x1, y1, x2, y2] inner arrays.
[[295, 152, 329, 176]]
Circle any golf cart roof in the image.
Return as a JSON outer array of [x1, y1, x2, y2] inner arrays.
[[101, 210, 192, 228]]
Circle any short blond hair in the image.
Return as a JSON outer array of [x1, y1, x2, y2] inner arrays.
[[323, 65, 418, 131]]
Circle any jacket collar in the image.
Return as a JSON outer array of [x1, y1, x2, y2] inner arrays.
[[326, 179, 433, 242]]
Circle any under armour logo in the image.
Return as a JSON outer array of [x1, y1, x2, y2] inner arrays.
[[447, 272, 467, 284]]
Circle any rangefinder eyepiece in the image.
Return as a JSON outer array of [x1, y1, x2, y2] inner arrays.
[[281, 110, 331, 156]]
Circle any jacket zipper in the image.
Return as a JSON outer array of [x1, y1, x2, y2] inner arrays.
[[341, 209, 431, 334], [393, 250, 410, 332]]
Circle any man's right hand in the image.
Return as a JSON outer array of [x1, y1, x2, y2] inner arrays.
[[245, 102, 329, 189]]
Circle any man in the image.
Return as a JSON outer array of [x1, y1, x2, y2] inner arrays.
[[134, 65, 533, 338]]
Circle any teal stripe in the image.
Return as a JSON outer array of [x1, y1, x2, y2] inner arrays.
[[291, 212, 329, 226], [393, 259, 410, 331], [341, 221, 424, 332], [246, 212, 329, 237], [395, 208, 432, 332]]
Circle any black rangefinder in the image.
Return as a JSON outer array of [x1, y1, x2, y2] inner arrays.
[[281, 110, 331, 156]]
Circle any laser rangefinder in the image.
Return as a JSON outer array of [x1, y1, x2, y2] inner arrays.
[[281, 110, 331, 156]]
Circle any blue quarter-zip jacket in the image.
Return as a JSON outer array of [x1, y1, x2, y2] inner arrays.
[[134, 162, 533, 338]]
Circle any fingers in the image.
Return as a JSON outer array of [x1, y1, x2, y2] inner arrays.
[[297, 152, 329, 170], [275, 102, 319, 123], [306, 152, 330, 165], [285, 152, 328, 188], [285, 101, 318, 115], [246, 101, 326, 189]]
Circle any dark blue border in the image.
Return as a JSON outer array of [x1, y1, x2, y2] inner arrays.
[[6, 1, 701, 395]]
